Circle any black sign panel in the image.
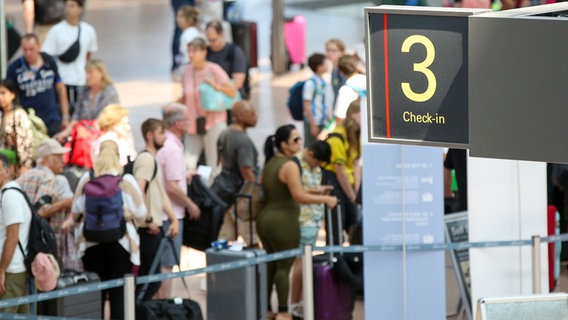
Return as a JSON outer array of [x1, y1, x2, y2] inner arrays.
[[366, 7, 485, 147]]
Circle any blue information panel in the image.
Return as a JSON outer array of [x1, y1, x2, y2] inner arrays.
[[363, 143, 445, 319]]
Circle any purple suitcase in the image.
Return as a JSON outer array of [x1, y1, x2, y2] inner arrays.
[[313, 204, 353, 320]]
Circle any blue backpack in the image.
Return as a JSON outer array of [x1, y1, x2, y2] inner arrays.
[[287, 79, 316, 121], [83, 173, 125, 243]]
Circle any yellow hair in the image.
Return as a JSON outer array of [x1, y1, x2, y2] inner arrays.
[[97, 104, 129, 132], [94, 140, 122, 177]]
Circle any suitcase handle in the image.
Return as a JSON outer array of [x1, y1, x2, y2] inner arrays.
[[73, 274, 89, 283]]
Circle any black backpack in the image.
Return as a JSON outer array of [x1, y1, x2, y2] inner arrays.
[[1, 187, 58, 271], [208, 43, 251, 100], [122, 151, 158, 194]]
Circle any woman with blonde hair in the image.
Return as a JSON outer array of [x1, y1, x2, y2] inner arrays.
[[54, 59, 119, 143], [91, 104, 136, 166], [63, 139, 146, 320]]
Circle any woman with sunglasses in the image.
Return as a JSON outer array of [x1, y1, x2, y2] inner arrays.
[[256, 124, 337, 320]]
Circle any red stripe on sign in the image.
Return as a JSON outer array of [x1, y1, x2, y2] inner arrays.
[[383, 14, 391, 138]]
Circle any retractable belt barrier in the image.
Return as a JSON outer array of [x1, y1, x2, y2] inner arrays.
[[2, 233, 568, 317]]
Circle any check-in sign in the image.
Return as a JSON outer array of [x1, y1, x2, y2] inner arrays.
[[365, 6, 488, 147]]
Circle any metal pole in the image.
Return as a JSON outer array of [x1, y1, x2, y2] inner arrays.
[[1, 0, 8, 78], [531, 235, 541, 294], [271, 0, 287, 75], [303, 244, 314, 320], [124, 274, 136, 319]]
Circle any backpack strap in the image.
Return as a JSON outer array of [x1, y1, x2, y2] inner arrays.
[[345, 84, 367, 97], [226, 43, 236, 76], [137, 150, 158, 194], [327, 132, 345, 143], [1, 187, 34, 259]]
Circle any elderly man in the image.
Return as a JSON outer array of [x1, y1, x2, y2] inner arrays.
[[17, 139, 78, 270]]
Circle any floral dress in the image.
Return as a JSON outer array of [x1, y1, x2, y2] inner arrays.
[[0, 107, 34, 169]]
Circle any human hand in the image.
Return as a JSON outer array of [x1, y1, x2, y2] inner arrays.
[[61, 216, 75, 234], [166, 220, 179, 239], [53, 130, 70, 144], [187, 201, 201, 220], [61, 119, 70, 130], [146, 222, 160, 235], [310, 124, 320, 138], [325, 196, 338, 208]]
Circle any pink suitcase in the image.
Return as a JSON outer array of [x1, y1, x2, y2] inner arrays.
[[284, 16, 306, 65]]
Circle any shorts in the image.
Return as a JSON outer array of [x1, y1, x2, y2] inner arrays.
[[300, 225, 320, 245], [160, 218, 184, 268]]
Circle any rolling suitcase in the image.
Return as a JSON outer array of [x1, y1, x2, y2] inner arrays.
[[36, 270, 101, 318], [284, 16, 306, 67], [231, 20, 258, 68], [313, 204, 353, 320], [206, 191, 266, 320], [206, 248, 267, 320]]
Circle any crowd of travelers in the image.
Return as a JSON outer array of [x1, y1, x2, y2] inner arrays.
[[0, 0, 370, 319]]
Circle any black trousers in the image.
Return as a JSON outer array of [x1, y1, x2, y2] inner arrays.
[[82, 242, 132, 320], [137, 229, 163, 300]]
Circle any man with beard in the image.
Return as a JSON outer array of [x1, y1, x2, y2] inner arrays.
[[133, 118, 179, 301]]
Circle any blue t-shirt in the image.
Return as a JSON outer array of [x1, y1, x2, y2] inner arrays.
[[6, 53, 63, 124]]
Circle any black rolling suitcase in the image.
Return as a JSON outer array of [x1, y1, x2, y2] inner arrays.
[[136, 237, 203, 320], [36, 270, 101, 318]]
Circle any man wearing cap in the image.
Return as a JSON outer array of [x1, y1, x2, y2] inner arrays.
[[0, 153, 32, 314], [17, 139, 78, 270]]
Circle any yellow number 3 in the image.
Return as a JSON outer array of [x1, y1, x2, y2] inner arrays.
[[401, 35, 436, 103]]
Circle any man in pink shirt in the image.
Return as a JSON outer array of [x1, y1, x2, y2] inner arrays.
[[155, 102, 200, 299]]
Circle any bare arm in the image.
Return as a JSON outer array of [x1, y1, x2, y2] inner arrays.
[[279, 161, 337, 208], [0, 224, 19, 295], [56, 82, 70, 127], [334, 163, 357, 203], [239, 166, 256, 182], [303, 99, 320, 138], [165, 180, 200, 220], [231, 72, 246, 89], [22, 0, 34, 33], [38, 199, 73, 219]]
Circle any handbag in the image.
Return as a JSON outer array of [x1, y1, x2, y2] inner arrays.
[[198, 82, 241, 112], [58, 25, 81, 63]]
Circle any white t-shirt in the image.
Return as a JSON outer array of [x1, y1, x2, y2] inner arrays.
[[0, 181, 32, 273], [42, 20, 98, 86], [179, 27, 204, 65], [334, 74, 367, 120]]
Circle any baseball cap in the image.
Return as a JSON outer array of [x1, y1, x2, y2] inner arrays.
[[35, 139, 71, 159], [31, 253, 60, 292]]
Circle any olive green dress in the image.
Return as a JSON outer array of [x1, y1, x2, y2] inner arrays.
[[256, 154, 300, 311]]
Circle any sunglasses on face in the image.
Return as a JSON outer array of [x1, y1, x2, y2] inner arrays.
[[291, 136, 302, 143]]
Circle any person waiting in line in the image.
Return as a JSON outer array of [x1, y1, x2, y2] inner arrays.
[[155, 103, 200, 299], [54, 59, 119, 143], [324, 100, 362, 244], [325, 38, 346, 106], [0, 153, 32, 315], [177, 37, 237, 171], [17, 139, 82, 271], [62, 140, 146, 319], [133, 118, 179, 301], [0, 79, 34, 175], [302, 53, 332, 148], [42, 0, 99, 115], [289, 140, 333, 318], [172, 5, 203, 80], [91, 104, 136, 166], [256, 124, 337, 320], [333, 55, 366, 127], [6, 33, 70, 137], [213, 100, 260, 245]]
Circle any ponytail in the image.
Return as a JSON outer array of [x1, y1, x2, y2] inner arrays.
[[263, 135, 276, 165]]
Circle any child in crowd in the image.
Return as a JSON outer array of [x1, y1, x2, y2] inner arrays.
[[303, 53, 332, 147], [289, 140, 333, 318]]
